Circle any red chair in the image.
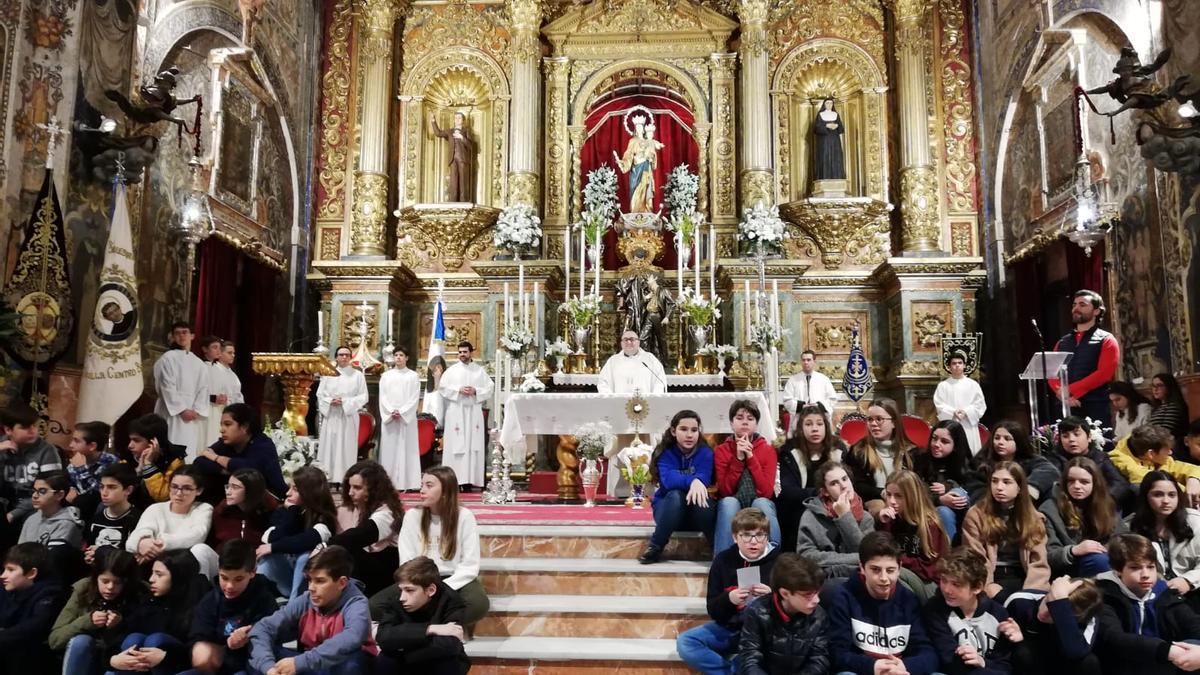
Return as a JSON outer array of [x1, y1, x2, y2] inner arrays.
[[357, 411, 376, 459], [901, 415, 931, 448], [977, 423, 990, 449], [839, 418, 868, 446], [417, 417, 437, 456]]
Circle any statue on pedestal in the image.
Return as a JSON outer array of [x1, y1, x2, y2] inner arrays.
[[615, 272, 674, 363], [613, 112, 664, 213], [811, 98, 848, 198], [430, 111, 477, 203]]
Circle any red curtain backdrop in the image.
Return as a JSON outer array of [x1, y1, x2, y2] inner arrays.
[[579, 94, 699, 270]]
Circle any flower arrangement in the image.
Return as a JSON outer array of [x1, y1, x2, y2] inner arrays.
[[738, 201, 788, 253], [558, 294, 601, 328], [619, 439, 654, 486], [576, 421, 613, 461], [518, 372, 546, 393], [577, 167, 619, 246], [677, 287, 721, 326], [1032, 417, 1111, 454], [500, 323, 535, 359], [748, 320, 787, 354], [544, 338, 573, 358], [663, 165, 702, 248], [267, 419, 320, 478], [698, 344, 739, 360], [493, 204, 542, 256]]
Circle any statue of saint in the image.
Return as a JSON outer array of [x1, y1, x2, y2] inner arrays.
[[430, 111, 477, 203], [615, 272, 674, 363], [613, 116, 663, 213], [813, 98, 846, 181]]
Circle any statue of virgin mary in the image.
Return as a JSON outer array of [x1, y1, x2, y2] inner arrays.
[[613, 114, 663, 213]]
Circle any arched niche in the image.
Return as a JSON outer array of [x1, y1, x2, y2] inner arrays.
[[399, 48, 511, 207], [772, 39, 887, 202]]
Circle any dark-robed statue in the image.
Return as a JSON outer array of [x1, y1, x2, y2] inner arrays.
[[813, 98, 846, 181]]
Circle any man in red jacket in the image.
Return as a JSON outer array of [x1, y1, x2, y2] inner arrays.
[[1048, 290, 1120, 428], [712, 399, 780, 553]]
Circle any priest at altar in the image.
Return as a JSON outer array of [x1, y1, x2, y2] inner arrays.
[[316, 345, 369, 484], [597, 330, 668, 496], [934, 351, 987, 455], [439, 341, 494, 490]]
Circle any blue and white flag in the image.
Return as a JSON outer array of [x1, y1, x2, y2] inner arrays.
[[427, 298, 446, 361], [843, 322, 873, 403]]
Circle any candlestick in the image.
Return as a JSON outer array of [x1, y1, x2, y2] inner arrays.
[[493, 349, 502, 424], [709, 224, 716, 300], [579, 227, 586, 300], [518, 264, 526, 330], [677, 234, 684, 297], [594, 228, 601, 299], [534, 282, 542, 347], [503, 282, 511, 328], [564, 229, 571, 303], [693, 232, 701, 297], [771, 280, 780, 327], [388, 309, 395, 343], [359, 300, 368, 341]]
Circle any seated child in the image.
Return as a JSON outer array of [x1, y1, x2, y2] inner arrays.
[[248, 545, 377, 675], [923, 548, 1025, 674], [126, 413, 186, 506], [65, 421, 117, 517], [256, 466, 337, 599], [1039, 457, 1125, 577], [738, 553, 829, 675], [375, 556, 470, 675], [639, 410, 716, 564], [825, 531, 939, 675], [0, 402, 63, 526], [126, 466, 216, 577], [110, 550, 207, 675], [188, 539, 280, 675], [796, 461, 874, 586], [1021, 577, 1104, 675], [877, 469, 950, 604], [49, 549, 145, 675], [85, 463, 141, 564], [713, 399, 781, 551], [676, 507, 780, 674], [19, 470, 84, 552], [1046, 416, 1132, 511], [961, 461, 1050, 599], [0, 542, 68, 675], [1110, 425, 1200, 505]]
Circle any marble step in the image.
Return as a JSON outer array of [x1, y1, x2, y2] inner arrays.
[[481, 557, 710, 597], [467, 636, 690, 673], [474, 594, 709, 639], [480, 524, 709, 561]]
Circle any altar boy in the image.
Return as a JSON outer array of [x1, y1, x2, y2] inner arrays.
[[439, 341, 494, 490]]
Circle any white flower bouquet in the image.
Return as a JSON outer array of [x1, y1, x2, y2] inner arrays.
[[576, 421, 613, 461], [663, 165, 701, 248], [582, 167, 618, 222], [500, 323, 535, 359], [545, 338, 573, 358], [738, 201, 788, 253], [494, 204, 542, 256], [518, 372, 546, 393], [748, 320, 788, 354], [677, 288, 721, 326], [698, 344, 739, 359], [558, 294, 601, 328], [619, 439, 654, 486], [267, 419, 321, 478]]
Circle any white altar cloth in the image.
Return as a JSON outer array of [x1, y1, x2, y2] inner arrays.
[[550, 372, 725, 387], [499, 391, 775, 465]]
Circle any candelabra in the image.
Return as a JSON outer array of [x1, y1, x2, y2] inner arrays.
[[482, 427, 516, 504]]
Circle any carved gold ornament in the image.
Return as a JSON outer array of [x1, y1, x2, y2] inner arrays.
[[899, 165, 940, 251], [779, 198, 892, 269], [625, 394, 650, 427], [395, 204, 500, 272], [351, 171, 389, 256], [938, 0, 977, 215], [617, 229, 666, 275]]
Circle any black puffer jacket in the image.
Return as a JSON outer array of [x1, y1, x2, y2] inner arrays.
[[737, 592, 829, 675]]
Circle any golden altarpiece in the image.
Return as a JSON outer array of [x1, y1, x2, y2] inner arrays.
[[306, 0, 985, 426]]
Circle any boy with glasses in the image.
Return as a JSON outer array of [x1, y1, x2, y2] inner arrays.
[[676, 507, 779, 674]]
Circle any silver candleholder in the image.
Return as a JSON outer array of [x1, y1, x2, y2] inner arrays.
[[482, 427, 514, 504]]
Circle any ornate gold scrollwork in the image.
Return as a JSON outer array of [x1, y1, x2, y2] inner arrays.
[[938, 0, 977, 215], [507, 171, 540, 208], [395, 204, 501, 272], [899, 165, 940, 252], [740, 169, 774, 208], [778, 197, 892, 269], [317, 0, 354, 220], [350, 171, 389, 256]]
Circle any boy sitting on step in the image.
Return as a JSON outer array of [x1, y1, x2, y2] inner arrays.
[[376, 556, 470, 675], [676, 506, 779, 675], [737, 553, 829, 674]]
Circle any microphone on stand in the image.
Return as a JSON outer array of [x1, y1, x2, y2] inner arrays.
[[1031, 318, 1054, 420], [641, 360, 668, 391]]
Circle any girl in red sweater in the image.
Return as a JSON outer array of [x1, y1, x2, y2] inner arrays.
[[877, 469, 949, 604], [712, 399, 780, 553], [207, 468, 277, 551]]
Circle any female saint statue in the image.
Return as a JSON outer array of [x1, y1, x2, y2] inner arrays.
[[813, 98, 846, 181], [613, 115, 663, 213]]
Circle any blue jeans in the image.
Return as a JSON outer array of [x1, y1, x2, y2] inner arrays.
[[257, 551, 311, 598], [936, 487, 970, 542], [713, 496, 780, 552], [676, 621, 739, 675], [106, 632, 184, 675], [650, 489, 717, 549], [249, 646, 372, 675], [1074, 551, 1112, 577], [64, 634, 102, 675]]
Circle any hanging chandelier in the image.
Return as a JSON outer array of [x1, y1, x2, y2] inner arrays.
[[1063, 89, 1118, 256]]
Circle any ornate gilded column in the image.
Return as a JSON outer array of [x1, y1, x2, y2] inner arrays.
[[693, 121, 711, 217], [507, 0, 542, 208], [737, 0, 773, 208], [568, 124, 586, 221], [709, 53, 738, 224], [349, 0, 400, 258], [543, 56, 571, 226], [890, 0, 941, 253]]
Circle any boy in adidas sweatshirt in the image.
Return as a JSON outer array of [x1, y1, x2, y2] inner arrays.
[[923, 548, 1024, 674], [1094, 533, 1200, 675], [677, 506, 780, 674], [248, 545, 378, 674], [825, 531, 939, 675], [0, 404, 63, 525]]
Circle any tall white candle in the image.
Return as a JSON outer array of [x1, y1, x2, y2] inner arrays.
[[709, 224, 716, 300], [772, 280, 780, 326], [388, 309, 394, 343], [317, 310, 323, 343], [677, 234, 684, 297], [493, 349, 502, 423], [594, 228, 602, 298], [533, 282, 542, 347], [503, 282, 511, 327], [693, 234, 701, 297], [564, 229, 571, 303], [519, 264, 526, 330], [579, 229, 586, 299]]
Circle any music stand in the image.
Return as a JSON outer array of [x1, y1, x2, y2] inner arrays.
[[1019, 352, 1073, 431]]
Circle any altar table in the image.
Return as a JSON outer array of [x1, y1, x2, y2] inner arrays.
[[499, 391, 776, 465], [549, 372, 726, 387]]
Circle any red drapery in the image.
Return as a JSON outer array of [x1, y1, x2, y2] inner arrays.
[[579, 94, 699, 270]]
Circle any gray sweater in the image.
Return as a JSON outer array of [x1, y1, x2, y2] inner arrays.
[[0, 437, 63, 521], [1039, 493, 1127, 574], [249, 581, 374, 673], [795, 496, 875, 578], [18, 506, 83, 549]]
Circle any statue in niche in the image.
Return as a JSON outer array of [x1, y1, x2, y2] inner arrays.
[[813, 98, 846, 181], [430, 110, 477, 203], [615, 272, 675, 363], [613, 112, 663, 213]]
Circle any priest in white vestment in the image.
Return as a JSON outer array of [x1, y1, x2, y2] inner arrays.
[[439, 341, 494, 489], [153, 323, 209, 462], [379, 348, 421, 490], [934, 351, 987, 455], [783, 349, 838, 434], [597, 330, 668, 496], [317, 346, 369, 484], [201, 340, 244, 449]]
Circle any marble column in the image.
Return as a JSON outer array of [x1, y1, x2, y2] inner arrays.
[[349, 0, 400, 258], [507, 0, 542, 208], [737, 0, 773, 208], [891, 0, 941, 253]]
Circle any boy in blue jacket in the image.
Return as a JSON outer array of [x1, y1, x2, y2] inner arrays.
[[825, 531, 939, 675], [676, 506, 780, 674], [0, 542, 66, 675], [923, 548, 1025, 674], [248, 545, 377, 674], [188, 539, 280, 674]]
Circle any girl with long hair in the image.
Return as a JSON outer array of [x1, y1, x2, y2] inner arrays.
[[640, 410, 716, 564], [876, 469, 949, 603], [332, 460, 405, 596], [1128, 471, 1200, 598], [256, 466, 338, 598], [961, 461, 1050, 599], [777, 404, 846, 551], [49, 549, 145, 675], [195, 403, 288, 499], [843, 398, 916, 516], [1149, 372, 1191, 443], [394, 466, 489, 626], [913, 420, 981, 542], [207, 468, 278, 551], [125, 466, 217, 577], [1048, 416, 1133, 511], [110, 550, 206, 675], [974, 420, 1059, 503], [1110, 380, 1153, 440], [1039, 456, 1125, 577]]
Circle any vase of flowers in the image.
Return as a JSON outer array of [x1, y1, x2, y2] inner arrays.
[[494, 204, 542, 260], [267, 419, 320, 478], [619, 440, 654, 509], [500, 323, 534, 360], [576, 421, 612, 507], [677, 288, 721, 327], [518, 372, 545, 393], [748, 320, 787, 354], [737, 201, 788, 257], [545, 338, 572, 374]]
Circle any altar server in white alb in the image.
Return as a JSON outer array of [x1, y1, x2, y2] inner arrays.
[[153, 321, 209, 461], [317, 345, 369, 484], [200, 338, 244, 449], [379, 346, 422, 490], [439, 341, 494, 490], [934, 350, 987, 455], [783, 349, 838, 431], [597, 330, 668, 495]]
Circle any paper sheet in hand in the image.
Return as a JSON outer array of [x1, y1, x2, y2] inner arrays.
[[736, 566, 760, 589]]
